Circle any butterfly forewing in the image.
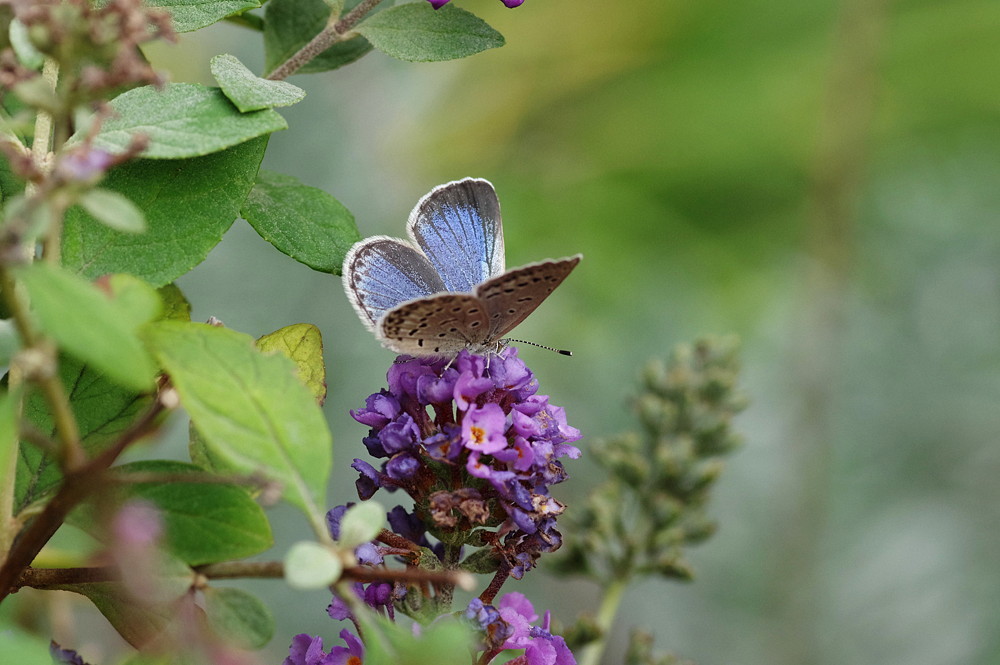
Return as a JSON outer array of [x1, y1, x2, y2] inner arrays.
[[477, 255, 582, 341], [344, 178, 580, 357], [378, 293, 491, 355], [409, 179, 505, 293], [343, 237, 447, 330]]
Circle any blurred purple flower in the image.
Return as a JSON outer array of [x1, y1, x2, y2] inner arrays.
[[428, 0, 524, 8], [284, 629, 364, 665], [328, 580, 400, 623], [50, 642, 90, 665], [57, 147, 115, 183], [465, 597, 513, 650], [499, 592, 575, 665], [465, 593, 575, 665]]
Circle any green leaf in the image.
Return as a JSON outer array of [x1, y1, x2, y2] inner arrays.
[[211, 54, 306, 112], [355, 3, 503, 63], [70, 460, 274, 565], [458, 547, 500, 575], [284, 541, 342, 589], [63, 135, 268, 287], [77, 188, 146, 233], [16, 263, 158, 391], [157, 283, 192, 322], [264, 0, 385, 75], [0, 388, 19, 506], [9, 19, 43, 70], [90, 83, 286, 159], [144, 0, 261, 33], [0, 626, 53, 663], [360, 615, 474, 665], [0, 320, 18, 366], [240, 170, 360, 275], [256, 323, 327, 404], [203, 587, 274, 649], [17, 356, 152, 513], [105, 274, 163, 328], [188, 423, 226, 477], [0, 147, 25, 205], [144, 321, 331, 526], [301, 35, 375, 74], [53, 554, 193, 648], [337, 501, 385, 547]]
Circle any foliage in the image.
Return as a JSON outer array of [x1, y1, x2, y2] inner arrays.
[[0, 1, 744, 664]]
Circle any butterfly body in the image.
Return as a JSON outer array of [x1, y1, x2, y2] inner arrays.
[[343, 178, 580, 356]]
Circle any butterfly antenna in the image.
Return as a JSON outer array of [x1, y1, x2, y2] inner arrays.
[[504, 339, 573, 356]]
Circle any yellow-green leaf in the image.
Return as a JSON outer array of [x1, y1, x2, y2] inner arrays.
[[256, 323, 326, 404]]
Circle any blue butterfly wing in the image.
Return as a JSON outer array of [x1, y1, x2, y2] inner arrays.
[[343, 236, 447, 331], [407, 178, 505, 293]]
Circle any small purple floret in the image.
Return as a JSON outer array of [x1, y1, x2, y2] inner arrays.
[[50, 642, 88, 665], [426, 0, 524, 9], [283, 629, 364, 665], [465, 594, 576, 665]]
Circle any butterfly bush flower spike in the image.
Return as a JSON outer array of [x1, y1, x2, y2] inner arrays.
[[350, 348, 580, 579]]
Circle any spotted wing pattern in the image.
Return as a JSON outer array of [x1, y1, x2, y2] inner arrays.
[[378, 293, 491, 355], [343, 178, 581, 356], [477, 255, 582, 341]]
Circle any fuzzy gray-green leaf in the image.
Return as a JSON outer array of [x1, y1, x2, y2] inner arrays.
[[91, 83, 286, 159], [211, 54, 306, 112], [354, 3, 503, 63]]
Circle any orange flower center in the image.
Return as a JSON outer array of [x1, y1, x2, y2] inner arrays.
[[471, 425, 486, 444]]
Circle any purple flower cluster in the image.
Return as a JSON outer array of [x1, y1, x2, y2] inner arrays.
[[465, 593, 576, 665], [428, 0, 523, 8], [284, 630, 363, 665], [350, 348, 581, 578]]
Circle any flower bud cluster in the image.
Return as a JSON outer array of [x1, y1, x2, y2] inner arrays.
[[2, 0, 174, 102], [553, 337, 745, 582]]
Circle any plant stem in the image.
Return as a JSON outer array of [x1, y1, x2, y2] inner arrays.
[[30, 59, 57, 176], [479, 559, 510, 605], [577, 577, 627, 665], [265, 0, 383, 80], [195, 561, 284, 580], [0, 391, 167, 603], [14, 557, 470, 593], [0, 267, 82, 468], [35, 58, 64, 265]]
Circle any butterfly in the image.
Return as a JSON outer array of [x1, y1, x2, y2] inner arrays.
[[342, 178, 581, 356]]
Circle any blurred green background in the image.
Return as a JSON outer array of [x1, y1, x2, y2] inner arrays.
[[84, 0, 1000, 663]]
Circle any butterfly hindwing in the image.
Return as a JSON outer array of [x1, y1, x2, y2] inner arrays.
[[343, 236, 446, 331], [408, 179, 505, 294], [378, 293, 491, 355], [344, 179, 580, 356], [477, 255, 582, 341]]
